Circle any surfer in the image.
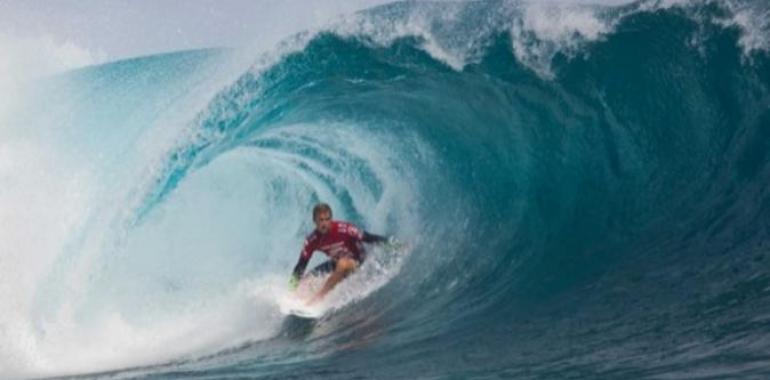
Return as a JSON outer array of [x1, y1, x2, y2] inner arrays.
[[290, 203, 390, 305]]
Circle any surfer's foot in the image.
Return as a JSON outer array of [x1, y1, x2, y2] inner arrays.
[[306, 295, 321, 306]]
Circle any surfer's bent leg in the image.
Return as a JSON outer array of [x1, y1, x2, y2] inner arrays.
[[307, 257, 359, 305]]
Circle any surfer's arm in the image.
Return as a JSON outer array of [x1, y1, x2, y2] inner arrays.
[[362, 231, 388, 244], [290, 240, 314, 287], [339, 221, 388, 244], [291, 257, 309, 280]]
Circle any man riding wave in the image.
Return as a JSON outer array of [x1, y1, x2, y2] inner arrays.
[[290, 203, 392, 305]]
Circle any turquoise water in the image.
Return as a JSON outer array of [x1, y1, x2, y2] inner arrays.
[[3, 1, 770, 378]]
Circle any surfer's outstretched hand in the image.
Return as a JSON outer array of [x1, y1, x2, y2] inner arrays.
[[384, 236, 407, 250]]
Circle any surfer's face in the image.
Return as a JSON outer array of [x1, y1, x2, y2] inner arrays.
[[314, 211, 332, 234]]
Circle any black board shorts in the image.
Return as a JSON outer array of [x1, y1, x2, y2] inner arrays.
[[307, 255, 364, 277]]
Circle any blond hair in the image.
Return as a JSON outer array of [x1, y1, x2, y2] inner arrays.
[[312, 203, 332, 221]]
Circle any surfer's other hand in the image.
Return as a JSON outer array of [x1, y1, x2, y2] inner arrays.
[[288, 275, 299, 291]]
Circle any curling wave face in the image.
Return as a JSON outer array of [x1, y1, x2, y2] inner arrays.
[[2, 0, 770, 378]]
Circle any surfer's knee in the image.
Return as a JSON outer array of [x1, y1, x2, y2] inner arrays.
[[336, 257, 357, 273]]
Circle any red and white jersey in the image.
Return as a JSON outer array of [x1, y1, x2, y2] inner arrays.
[[299, 220, 365, 262]]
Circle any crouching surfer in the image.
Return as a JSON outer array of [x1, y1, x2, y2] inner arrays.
[[289, 203, 392, 305]]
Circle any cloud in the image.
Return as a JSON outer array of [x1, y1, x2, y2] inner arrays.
[[0, 34, 106, 125], [0, 33, 105, 81]]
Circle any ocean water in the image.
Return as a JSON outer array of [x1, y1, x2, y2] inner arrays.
[[2, 0, 770, 379]]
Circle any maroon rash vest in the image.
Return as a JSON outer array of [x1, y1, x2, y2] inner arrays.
[[292, 220, 367, 279]]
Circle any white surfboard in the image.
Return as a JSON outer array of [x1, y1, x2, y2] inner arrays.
[[278, 296, 324, 319]]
